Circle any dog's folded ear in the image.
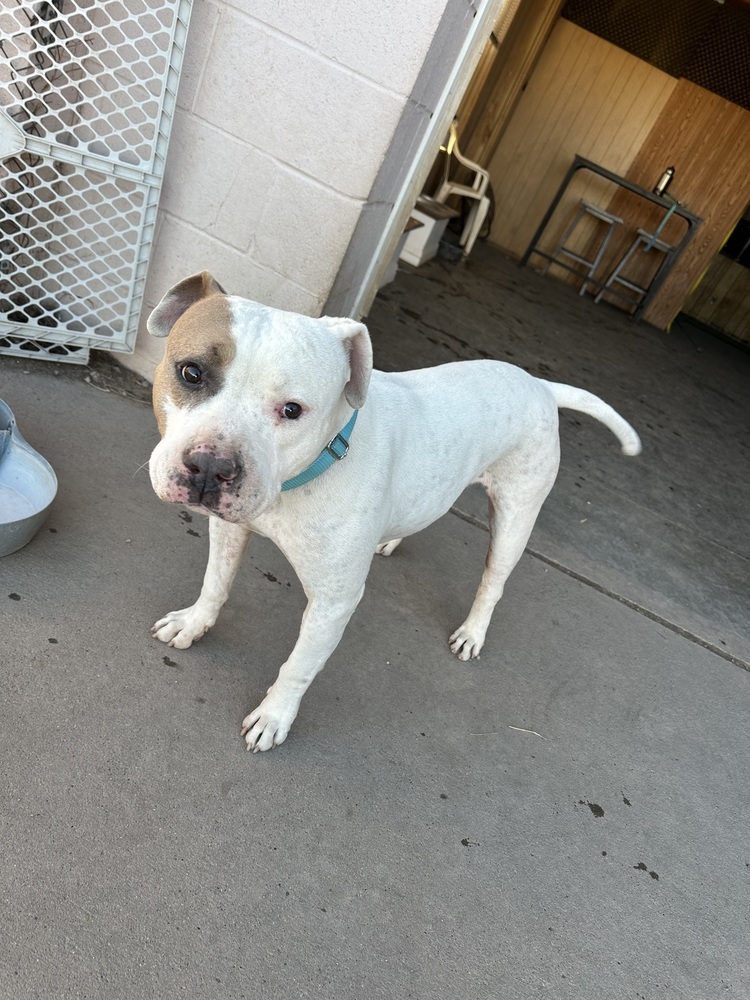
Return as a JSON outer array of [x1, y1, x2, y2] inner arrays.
[[319, 317, 373, 409], [148, 272, 227, 338]]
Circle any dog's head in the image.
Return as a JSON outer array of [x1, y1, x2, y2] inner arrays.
[[147, 272, 372, 522]]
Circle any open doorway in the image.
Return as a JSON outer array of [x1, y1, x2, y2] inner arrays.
[[380, 0, 750, 347]]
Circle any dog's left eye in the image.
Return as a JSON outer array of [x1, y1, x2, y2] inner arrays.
[[282, 402, 302, 420], [180, 364, 203, 385]]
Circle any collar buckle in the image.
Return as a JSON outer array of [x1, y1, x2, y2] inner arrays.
[[280, 409, 358, 492], [325, 432, 350, 461]]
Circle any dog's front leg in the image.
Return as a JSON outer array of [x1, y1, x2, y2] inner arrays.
[[152, 515, 252, 648], [241, 583, 365, 752]]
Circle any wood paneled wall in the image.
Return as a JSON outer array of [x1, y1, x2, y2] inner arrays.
[[683, 256, 750, 343], [459, 0, 565, 166], [487, 20, 676, 261], [613, 79, 750, 329]]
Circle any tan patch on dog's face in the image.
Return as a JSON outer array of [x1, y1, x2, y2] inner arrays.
[[152, 295, 236, 434]]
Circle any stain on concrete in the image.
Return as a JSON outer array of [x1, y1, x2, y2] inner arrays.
[[634, 862, 659, 880], [578, 799, 605, 818]]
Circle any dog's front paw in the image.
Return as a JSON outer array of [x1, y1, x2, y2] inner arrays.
[[240, 685, 300, 752], [151, 605, 217, 649], [449, 622, 486, 661]]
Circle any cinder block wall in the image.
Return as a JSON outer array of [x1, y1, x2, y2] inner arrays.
[[122, 0, 453, 380]]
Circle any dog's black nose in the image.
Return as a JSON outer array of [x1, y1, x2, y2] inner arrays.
[[182, 449, 242, 502]]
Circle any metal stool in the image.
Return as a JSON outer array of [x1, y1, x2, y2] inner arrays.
[[594, 228, 675, 310], [543, 199, 623, 296]]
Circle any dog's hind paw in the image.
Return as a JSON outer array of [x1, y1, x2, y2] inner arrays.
[[375, 537, 402, 556], [449, 623, 485, 661], [151, 604, 216, 649], [241, 685, 300, 752]]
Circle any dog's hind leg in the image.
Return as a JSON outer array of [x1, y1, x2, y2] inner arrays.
[[449, 442, 559, 661], [376, 538, 402, 556]]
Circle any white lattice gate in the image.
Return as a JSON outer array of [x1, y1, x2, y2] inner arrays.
[[0, 0, 192, 363]]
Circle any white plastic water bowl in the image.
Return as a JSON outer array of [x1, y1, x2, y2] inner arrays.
[[0, 399, 57, 557]]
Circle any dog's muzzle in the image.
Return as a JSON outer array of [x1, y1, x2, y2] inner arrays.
[[181, 447, 243, 508]]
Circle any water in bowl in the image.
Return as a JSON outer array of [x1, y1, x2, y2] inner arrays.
[[0, 482, 36, 522]]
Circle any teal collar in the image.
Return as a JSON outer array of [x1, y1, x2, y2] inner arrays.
[[281, 410, 358, 492]]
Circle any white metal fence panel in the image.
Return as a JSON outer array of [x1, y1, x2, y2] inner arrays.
[[0, 0, 192, 364]]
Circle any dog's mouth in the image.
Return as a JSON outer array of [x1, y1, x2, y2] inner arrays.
[[159, 481, 253, 523], [156, 463, 275, 523], [187, 504, 236, 523]]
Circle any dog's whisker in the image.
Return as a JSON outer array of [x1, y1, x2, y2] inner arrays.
[[132, 459, 151, 478]]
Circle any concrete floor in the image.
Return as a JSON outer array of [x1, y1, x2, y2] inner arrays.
[[0, 242, 748, 998]]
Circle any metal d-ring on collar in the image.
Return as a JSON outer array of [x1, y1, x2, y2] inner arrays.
[[280, 410, 359, 492]]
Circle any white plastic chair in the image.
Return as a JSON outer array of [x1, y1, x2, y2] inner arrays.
[[433, 119, 491, 257]]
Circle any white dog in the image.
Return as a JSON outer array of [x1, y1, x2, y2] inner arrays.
[[148, 272, 641, 751]]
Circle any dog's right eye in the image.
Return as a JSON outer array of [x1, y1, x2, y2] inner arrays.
[[282, 402, 303, 420], [180, 364, 203, 385]]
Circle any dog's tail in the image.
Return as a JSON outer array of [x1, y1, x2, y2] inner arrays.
[[544, 381, 642, 456]]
